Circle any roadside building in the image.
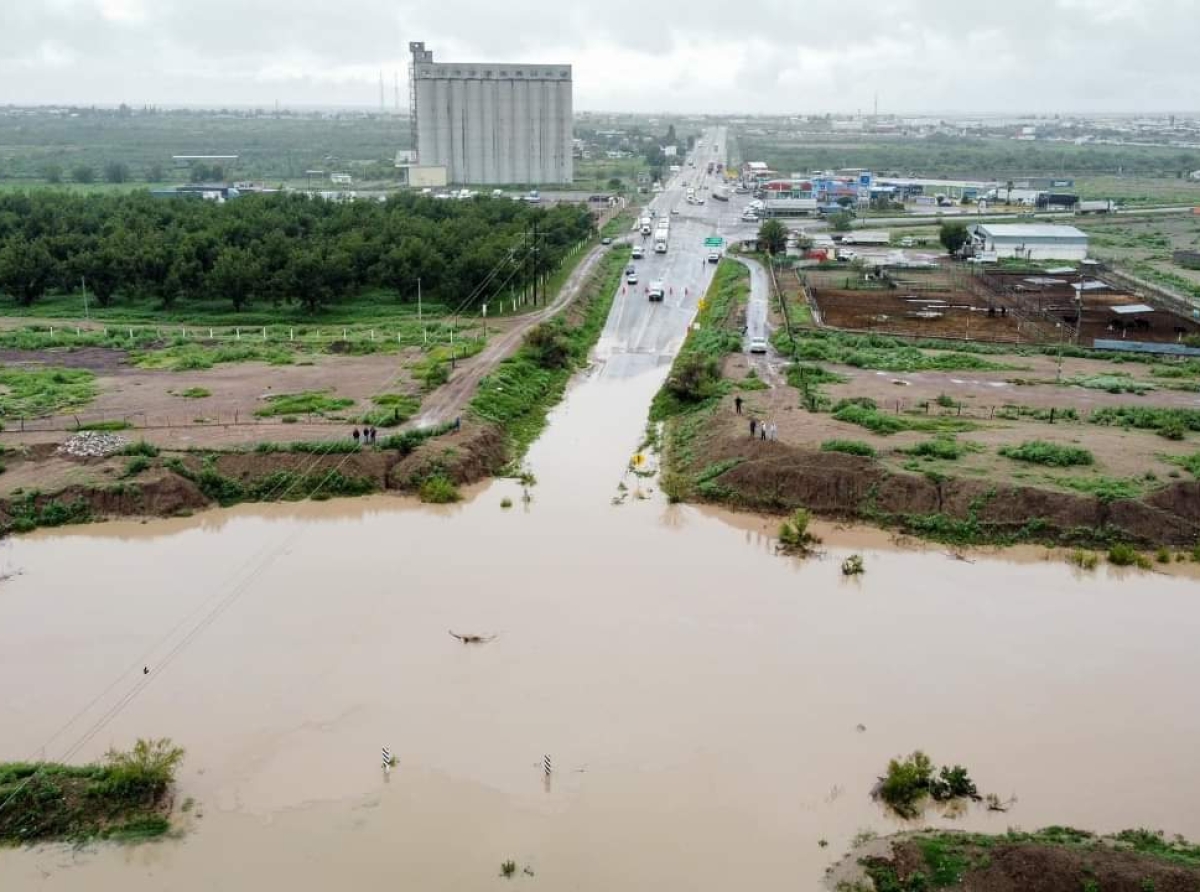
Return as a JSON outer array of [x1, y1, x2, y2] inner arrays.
[[968, 224, 1090, 261]]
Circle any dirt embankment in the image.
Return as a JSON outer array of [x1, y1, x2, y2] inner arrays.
[[835, 833, 1200, 892], [684, 420, 1200, 548], [0, 423, 508, 533]]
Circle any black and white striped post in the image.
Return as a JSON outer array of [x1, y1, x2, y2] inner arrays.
[[382, 746, 393, 773], [543, 754, 552, 777]]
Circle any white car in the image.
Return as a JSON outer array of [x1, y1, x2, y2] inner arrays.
[[626, 271, 638, 285], [707, 251, 721, 263], [749, 336, 769, 354], [631, 245, 645, 259]]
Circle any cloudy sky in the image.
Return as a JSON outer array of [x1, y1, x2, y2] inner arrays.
[[2, 0, 1198, 113]]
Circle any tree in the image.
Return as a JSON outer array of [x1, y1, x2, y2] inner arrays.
[[72, 165, 95, 184], [208, 246, 262, 311], [606, 177, 623, 191], [939, 221, 970, 255], [104, 162, 130, 184], [757, 219, 788, 256], [525, 322, 572, 369], [0, 238, 54, 306], [145, 162, 165, 182], [42, 164, 63, 184], [667, 352, 721, 402], [827, 211, 854, 233]]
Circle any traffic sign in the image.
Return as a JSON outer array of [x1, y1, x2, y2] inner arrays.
[[704, 236, 724, 247]]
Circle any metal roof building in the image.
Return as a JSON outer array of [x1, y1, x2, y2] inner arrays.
[[969, 224, 1090, 261]]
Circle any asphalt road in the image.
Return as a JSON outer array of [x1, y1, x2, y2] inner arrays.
[[595, 126, 736, 380]]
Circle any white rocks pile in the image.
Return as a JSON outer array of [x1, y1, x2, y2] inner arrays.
[[57, 431, 130, 458]]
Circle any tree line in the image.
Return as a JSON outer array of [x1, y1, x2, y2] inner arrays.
[[0, 191, 596, 314]]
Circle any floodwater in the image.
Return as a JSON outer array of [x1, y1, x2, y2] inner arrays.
[[3, 356, 1200, 891]]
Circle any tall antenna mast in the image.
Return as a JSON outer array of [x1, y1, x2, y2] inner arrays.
[[379, 70, 385, 113], [394, 71, 400, 113]]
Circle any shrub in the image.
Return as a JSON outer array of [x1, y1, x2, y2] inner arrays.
[[999, 440, 1094, 467], [123, 456, 151, 477], [254, 391, 353, 418], [525, 323, 573, 369], [667, 352, 722, 402], [422, 361, 450, 390], [902, 436, 976, 461], [841, 554, 865, 575], [1108, 543, 1140, 567], [500, 860, 517, 878], [879, 751, 935, 818], [930, 765, 978, 801], [121, 441, 160, 458], [178, 387, 211, 399], [778, 508, 820, 552], [418, 475, 461, 504], [500, 497, 513, 509], [77, 420, 132, 432], [1068, 550, 1100, 570], [821, 439, 876, 458], [833, 403, 906, 435]]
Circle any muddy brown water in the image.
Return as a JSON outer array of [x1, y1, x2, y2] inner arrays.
[[4, 347, 1200, 884]]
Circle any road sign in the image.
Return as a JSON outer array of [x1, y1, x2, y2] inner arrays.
[[704, 237, 724, 247]]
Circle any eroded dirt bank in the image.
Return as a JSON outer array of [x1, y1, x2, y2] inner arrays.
[[0, 423, 508, 534], [675, 419, 1200, 548]]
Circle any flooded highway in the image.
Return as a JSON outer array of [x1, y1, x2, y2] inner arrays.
[[3, 130, 1200, 889]]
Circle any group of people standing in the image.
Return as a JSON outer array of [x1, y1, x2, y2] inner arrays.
[[733, 396, 779, 442], [352, 427, 378, 446], [749, 417, 778, 441]]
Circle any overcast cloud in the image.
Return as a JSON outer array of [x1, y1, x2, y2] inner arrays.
[[1, 0, 1197, 113]]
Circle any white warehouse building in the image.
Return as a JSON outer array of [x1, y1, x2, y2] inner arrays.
[[408, 42, 573, 186], [969, 223, 1090, 261]]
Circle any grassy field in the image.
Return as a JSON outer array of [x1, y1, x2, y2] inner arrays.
[[0, 108, 410, 184]]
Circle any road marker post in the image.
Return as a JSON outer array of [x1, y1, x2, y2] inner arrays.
[[543, 754, 552, 777], [382, 746, 394, 773]]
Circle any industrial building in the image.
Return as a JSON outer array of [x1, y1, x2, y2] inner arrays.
[[408, 42, 573, 186], [968, 224, 1090, 261]]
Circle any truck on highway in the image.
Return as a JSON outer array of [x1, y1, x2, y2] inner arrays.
[[639, 216, 653, 235], [1077, 199, 1117, 214], [841, 231, 891, 246], [648, 280, 665, 302], [654, 235, 668, 254]]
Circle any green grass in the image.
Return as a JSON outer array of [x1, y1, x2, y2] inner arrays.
[[832, 400, 978, 437], [1067, 373, 1154, 395], [821, 439, 877, 457], [649, 261, 751, 421], [176, 387, 211, 399], [0, 738, 183, 844], [360, 393, 421, 428], [1166, 452, 1200, 477], [134, 342, 299, 371], [1091, 405, 1200, 434], [418, 475, 461, 504], [253, 391, 354, 418], [77, 419, 133, 432], [999, 440, 1095, 467], [0, 367, 98, 419], [785, 330, 1020, 374], [1055, 475, 1147, 502], [900, 436, 981, 461]]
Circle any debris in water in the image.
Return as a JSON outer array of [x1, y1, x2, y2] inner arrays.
[[448, 631, 497, 644], [856, 723, 867, 733]]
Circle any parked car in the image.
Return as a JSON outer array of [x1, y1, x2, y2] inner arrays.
[[601, 236, 613, 245]]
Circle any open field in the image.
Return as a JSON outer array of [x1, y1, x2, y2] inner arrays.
[[655, 253, 1200, 550]]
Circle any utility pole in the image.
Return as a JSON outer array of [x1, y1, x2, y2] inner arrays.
[[417, 277, 422, 321], [81, 276, 88, 320]]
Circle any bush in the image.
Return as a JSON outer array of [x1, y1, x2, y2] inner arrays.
[[1108, 543, 1140, 567], [418, 475, 461, 504], [254, 391, 353, 418], [778, 508, 820, 552], [821, 439, 876, 458], [1069, 550, 1100, 570], [1158, 421, 1186, 440], [667, 352, 722, 403], [999, 440, 1094, 467], [123, 456, 151, 477], [879, 751, 935, 818], [841, 554, 865, 575], [901, 436, 976, 461], [525, 322, 573, 369], [121, 440, 160, 457]]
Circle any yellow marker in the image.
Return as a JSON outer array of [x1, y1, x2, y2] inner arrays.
[[632, 453, 645, 467], [698, 299, 707, 310]]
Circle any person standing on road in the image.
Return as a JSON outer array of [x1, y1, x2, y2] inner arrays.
[[760, 422, 767, 441], [734, 396, 743, 415], [352, 428, 361, 445], [769, 421, 778, 441], [749, 418, 757, 438]]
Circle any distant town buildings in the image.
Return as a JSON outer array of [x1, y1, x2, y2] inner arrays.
[[407, 41, 573, 186]]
